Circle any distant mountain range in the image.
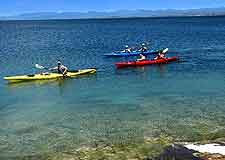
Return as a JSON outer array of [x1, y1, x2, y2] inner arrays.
[[1, 7, 225, 20]]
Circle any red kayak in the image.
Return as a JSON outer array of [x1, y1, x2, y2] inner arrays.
[[115, 56, 178, 68]]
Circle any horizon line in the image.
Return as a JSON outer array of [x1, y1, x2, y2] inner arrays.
[[1, 6, 225, 17]]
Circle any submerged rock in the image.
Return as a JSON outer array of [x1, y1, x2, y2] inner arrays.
[[153, 143, 225, 160], [153, 144, 201, 160]]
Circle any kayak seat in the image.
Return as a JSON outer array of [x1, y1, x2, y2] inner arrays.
[[69, 70, 79, 73], [27, 74, 35, 77], [41, 72, 50, 75]]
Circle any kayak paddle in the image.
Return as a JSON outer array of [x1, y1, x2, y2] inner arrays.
[[162, 48, 169, 54], [35, 64, 82, 73], [35, 64, 47, 69]]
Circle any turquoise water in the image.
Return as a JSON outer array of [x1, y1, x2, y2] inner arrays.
[[0, 17, 225, 158]]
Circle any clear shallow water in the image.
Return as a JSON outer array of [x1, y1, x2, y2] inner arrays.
[[0, 16, 225, 158]]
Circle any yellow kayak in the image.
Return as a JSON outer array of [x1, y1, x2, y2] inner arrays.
[[4, 68, 96, 83]]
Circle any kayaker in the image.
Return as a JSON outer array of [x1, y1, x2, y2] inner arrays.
[[154, 50, 166, 60], [138, 43, 148, 53], [137, 54, 146, 61], [49, 60, 68, 76], [122, 45, 132, 53]]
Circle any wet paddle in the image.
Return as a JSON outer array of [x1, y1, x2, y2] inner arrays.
[[35, 64, 47, 70]]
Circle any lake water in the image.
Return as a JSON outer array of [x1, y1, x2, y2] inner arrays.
[[0, 16, 225, 158]]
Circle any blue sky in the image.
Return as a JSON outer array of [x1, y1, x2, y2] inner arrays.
[[1, 0, 225, 16]]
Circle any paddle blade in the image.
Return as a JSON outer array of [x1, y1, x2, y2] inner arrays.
[[162, 48, 169, 53], [35, 64, 45, 69]]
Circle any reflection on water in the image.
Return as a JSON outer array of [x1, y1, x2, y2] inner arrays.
[[6, 79, 61, 88], [157, 64, 166, 77], [114, 63, 168, 79]]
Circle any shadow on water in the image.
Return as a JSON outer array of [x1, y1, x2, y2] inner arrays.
[[5, 74, 97, 98], [6, 78, 68, 88], [114, 64, 168, 79]]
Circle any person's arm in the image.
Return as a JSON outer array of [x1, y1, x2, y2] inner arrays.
[[143, 55, 146, 60], [154, 55, 159, 60], [139, 55, 145, 60], [62, 67, 68, 76], [49, 66, 58, 71], [137, 55, 144, 61]]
